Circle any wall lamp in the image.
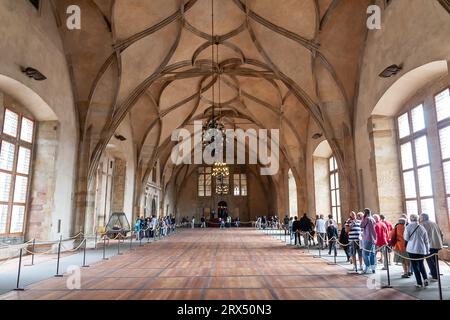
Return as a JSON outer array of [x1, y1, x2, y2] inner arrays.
[[378, 64, 402, 78], [21, 67, 47, 81]]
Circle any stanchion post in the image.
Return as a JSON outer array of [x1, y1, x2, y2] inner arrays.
[[382, 246, 392, 288], [25, 239, 36, 266], [102, 236, 108, 260], [129, 231, 133, 250], [14, 248, 24, 291], [82, 238, 89, 267], [117, 235, 122, 255], [436, 253, 443, 300], [55, 235, 63, 277]]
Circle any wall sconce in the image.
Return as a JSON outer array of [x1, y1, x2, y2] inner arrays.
[[114, 134, 127, 141], [378, 64, 402, 78], [21, 67, 47, 81]]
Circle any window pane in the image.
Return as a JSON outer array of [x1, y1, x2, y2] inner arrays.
[[332, 207, 337, 219], [406, 200, 418, 216], [336, 190, 341, 206], [241, 186, 247, 196], [403, 171, 416, 198], [9, 205, 25, 233], [3, 109, 19, 137], [198, 175, 204, 185], [435, 88, 450, 122], [205, 187, 211, 197], [335, 172, 339, 189], [0, 172, 12, 201], [0, 141, 15, 171], [329, 157, 335, 171], [417, 166, 433, 197], [205, 167, 211, 173], [398, 113, 410, 138], [198, 167, 204, 173], [330, 174, 335, 190], [411, 104, 425, 132], [0, 205, 7, 234], [420, 198, 436, 222], [234, 186, 240, 196], [414, 136, 429, 166], [14, 176, 28, 203], [400, 142, 413, 170], [439, 126, 450, 160], [443, 161, 450, 193], [331, 190, 336, 206], [337, 207, 342, 223], [20, 117, 34, 143], [205, 174, 211, 186]]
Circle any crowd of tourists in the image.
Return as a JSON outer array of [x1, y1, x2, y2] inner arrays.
[[274, 209, 444, 289], [133, 215, 176, 240]]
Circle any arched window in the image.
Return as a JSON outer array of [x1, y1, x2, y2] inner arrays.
[[435, 88, 450, 218], [0, 108, 35, 236], [288, 169, 298, 217], [397, 102, 435, 220], [329, 156, 341, 223], [198, 167, 212, 197]]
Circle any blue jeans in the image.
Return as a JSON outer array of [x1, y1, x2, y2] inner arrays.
[[362, 240, 376, 271]]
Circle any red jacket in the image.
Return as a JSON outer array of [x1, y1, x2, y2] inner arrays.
[[375, 221, 389, 246]]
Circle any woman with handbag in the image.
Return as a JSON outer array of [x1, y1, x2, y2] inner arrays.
[[389, 217, 410, 278], [404, 214, 430, 288]]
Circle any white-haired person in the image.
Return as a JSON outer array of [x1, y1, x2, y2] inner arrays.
[[404, 214, 430, 288], [419, 213, 444, 282]]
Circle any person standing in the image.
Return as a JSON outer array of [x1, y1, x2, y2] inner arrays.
[[283, 215, 289, 235], [326, 220, 338, 256], [380, 214, 393, 266], [360, 208, 377, 274], [299, 213, 313, 247], [347, 212, 363, 271], [404, 214, 429, 288], [389, 217, 410, 278], [420, 213, 443, 282], [374, 214, 389, 270], [315, 215, 327, 250], [191, 216, 195, 229], [200, 216, 206, 228], [292, 216, 301, 246]]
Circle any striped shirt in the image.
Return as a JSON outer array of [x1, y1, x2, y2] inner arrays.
[[348, 219, 362, 241]]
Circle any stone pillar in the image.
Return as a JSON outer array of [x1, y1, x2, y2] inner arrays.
[[369, 116, 402, 220], [26, 121, 58, 241]]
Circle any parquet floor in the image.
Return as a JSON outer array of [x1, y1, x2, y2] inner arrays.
[[0, 229, 415, 300]]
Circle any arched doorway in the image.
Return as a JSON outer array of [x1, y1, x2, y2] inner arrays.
[[217, 201, 228, 219]]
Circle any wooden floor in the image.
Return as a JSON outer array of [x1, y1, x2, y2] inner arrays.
[[0, 229, 415, 300]]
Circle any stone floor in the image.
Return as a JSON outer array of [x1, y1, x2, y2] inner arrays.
[[0, 228, 421, 300]]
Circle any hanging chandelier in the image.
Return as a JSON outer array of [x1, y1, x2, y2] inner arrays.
[[212, 161, 229, 177]]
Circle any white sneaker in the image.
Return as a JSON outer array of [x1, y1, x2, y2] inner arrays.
[[415, 284, 423, 289]]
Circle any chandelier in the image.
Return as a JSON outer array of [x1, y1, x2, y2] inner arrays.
[[213, 162, 229, 195], [212, 161, 229, 177]]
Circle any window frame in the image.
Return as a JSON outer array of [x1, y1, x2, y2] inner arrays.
[[434, 86, 450, 219], [233, 173, 247, 197], [329, 156, 341, 223], [396, 102, 435, 219], [197, 167, 212, 197], [0, 108, 35, 236]]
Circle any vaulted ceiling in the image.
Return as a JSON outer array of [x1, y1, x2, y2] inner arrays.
[[52, 0, 370, 191]]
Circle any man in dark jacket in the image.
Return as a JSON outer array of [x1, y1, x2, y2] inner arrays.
[[292, 216, 301, 246], [299, 213, 313, 246]]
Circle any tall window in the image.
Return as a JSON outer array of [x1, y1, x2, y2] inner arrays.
[[0, 108, 34, 236], [233, 174, 247, 196], [397, 104, 435, 221], [329, 156, 341, 223], [198, 167, 211, 197], [436, 88, 450, 219]]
